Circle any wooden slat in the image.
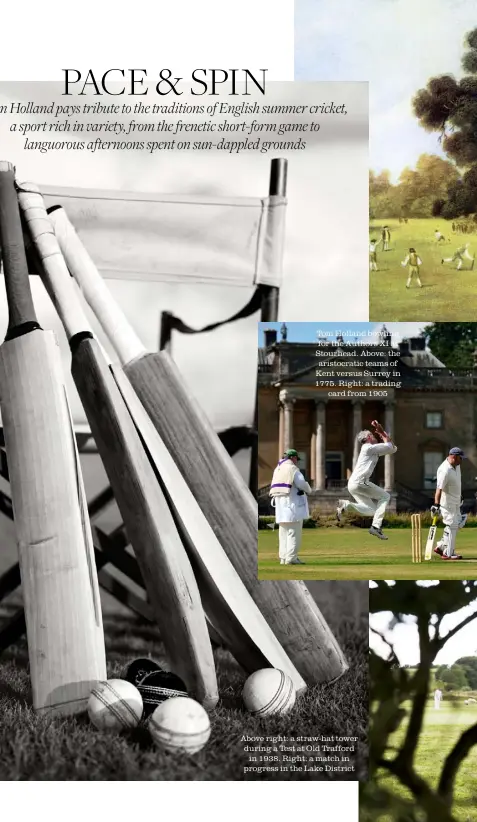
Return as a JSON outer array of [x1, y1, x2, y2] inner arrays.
[[97, 569, 152, 620], [0, 489, 13, 520], [0, 448, 9, 481], [95, 527, 143, 586], [0, 564, 21, 600], [0, 609, 26, 653]]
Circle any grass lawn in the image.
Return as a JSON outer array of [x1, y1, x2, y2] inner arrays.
[[375, 699, 477, 822], [258, 527, 477, 581], [0, 583, 368, 781], [369, 218, 477, 320]]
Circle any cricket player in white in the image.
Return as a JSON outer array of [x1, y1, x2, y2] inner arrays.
[[269, 449, 312, 565], [441, 243, 475, 270], [337, 420, 397, 540], [369, 238, 381, 271], [432, 447, 465, 560], [434, 688, 443, 710]]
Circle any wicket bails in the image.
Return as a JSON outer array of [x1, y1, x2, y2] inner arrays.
[[411, 513, 422, 563]]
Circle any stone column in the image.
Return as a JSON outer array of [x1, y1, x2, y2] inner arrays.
[[315, 400, 327, 490], [384, 401, 395, 492], [279, 390, 295, 452], [352, 400, 363, 468], [278, 400, 285, 459], [310, 427, 316, 486]]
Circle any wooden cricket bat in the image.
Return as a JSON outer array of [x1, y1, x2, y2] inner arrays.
[[49, 206, 348, 686], [18, 189, 308, 696], [110, 364, 308, 693], [18, 182, 218, 709], [0, 162, 107, 715], [424, 514, 438, 561]]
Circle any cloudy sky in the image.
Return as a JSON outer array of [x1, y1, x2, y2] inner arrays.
[[296, 0, 477, 181], [370, 582, 477, 664]]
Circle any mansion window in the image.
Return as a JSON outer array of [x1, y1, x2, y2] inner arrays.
[[325, 452, 344, 487], [423, 451, 443, 489], [426, 411, 443, 429]]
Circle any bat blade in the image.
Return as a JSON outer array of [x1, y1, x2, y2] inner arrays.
[[70, 339, 218, 707], [50, 206, 348, 686], [0, 163, 106, 714], [112, 363, 307, 693], [125, 353, 348, 684], [424, 517, 438, 561], [18, 184, 218, 709]]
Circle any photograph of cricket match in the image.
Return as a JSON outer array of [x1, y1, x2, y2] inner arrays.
[[363, 580, 477, 822], [0, 78, 368, 780], [258, 321, 477, 580]]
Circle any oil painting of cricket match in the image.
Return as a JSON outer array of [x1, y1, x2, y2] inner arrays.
[[258, 321, 477, 581], [296, 0, 477, 321], [369, 20, 477, 320]]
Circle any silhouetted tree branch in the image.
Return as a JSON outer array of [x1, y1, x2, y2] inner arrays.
[[380, 756, 458, 822], [438, 722, 477, 805]]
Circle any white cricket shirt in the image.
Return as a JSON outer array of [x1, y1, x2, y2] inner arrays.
[[436, 459, 461, 507], [349, 441, 397, 485]]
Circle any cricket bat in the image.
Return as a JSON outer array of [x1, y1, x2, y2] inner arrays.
[[18, 182, 218, 709], [18, 190, 309, 696], [111, 364, 308, 693], [0, 162, 107, 715], [425, 514, 438, 561], [49, 206, 349, 686]]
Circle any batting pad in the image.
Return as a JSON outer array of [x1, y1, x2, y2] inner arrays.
[[0, 329, 106, 714]]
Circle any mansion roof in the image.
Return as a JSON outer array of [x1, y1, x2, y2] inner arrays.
[[258, 341, 477, 392]]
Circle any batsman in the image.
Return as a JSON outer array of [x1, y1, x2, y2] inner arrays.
[[431, 447, 466, 561]]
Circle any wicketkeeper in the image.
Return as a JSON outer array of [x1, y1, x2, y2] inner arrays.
[[337, 420, 397, 540], [432, 447, 466, 560], [269, 448, 312, 565]]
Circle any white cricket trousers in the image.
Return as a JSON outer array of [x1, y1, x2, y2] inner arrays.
[[345, 481, 391, 529], [278, 521, 303, 563]]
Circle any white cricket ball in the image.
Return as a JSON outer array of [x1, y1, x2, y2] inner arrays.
[[149, 696, 211, 754], [242, 669, 296, 716], [88, 679, 143, 732]]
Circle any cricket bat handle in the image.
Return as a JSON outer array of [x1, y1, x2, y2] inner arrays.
[[17, 184, 94, 341], [0, 162, 39, 333], [48, 207, 146, 365]]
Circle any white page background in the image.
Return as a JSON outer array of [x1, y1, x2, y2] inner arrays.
[[0, 1, 360, 817]]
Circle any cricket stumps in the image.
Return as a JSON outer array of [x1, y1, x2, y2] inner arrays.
[[411, 513, 422, 563]]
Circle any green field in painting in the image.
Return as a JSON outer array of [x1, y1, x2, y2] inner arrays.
[[369, 218, 477, 320]]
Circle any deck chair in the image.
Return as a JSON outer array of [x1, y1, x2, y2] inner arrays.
[[0, 158, 288, 652]]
